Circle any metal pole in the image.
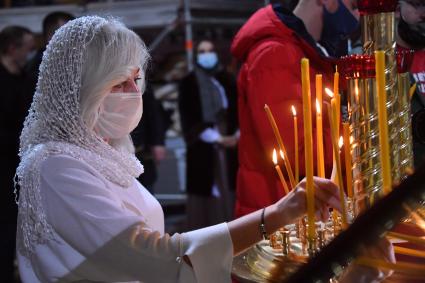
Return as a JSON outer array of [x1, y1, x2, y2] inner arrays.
[[184, 0, 194, 72], [264, 0, 270, 6]]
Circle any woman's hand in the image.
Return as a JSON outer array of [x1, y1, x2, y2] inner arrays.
[[275, 177, 342, 224]]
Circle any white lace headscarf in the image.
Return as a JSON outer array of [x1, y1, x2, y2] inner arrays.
[[16, 16, 148, 258]]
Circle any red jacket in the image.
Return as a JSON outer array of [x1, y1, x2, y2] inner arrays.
[[231, 5, 335, 217]]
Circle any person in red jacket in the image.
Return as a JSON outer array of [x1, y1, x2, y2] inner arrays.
[[231, 0, 359, 217]]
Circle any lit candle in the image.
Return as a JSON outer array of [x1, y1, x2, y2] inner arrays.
[[272, 149, 290, 194], [327, 101, 348, 228], [264, 104, 296, 188], [343, 122, 353, 198], [325, 88, 338, 183], [301, 58, 315, 241], [375, 51, 392, 194], [316, 74, 325, 178], [291, 106, 299, 183]]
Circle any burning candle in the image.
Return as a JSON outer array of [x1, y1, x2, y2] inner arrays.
[[291, 105, 299, 183], [375, 51, 392, 194], [327, 101, 348, 228], [343, 122, 353, 198], [264, 104, 296, 188], [273, 149, 290, 194], [301, 58, 315, 242], [325, 88, 338, 183]]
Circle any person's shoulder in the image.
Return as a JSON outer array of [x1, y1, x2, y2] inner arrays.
[[247, 39, 301, 70]]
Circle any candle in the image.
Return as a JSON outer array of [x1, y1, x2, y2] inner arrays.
[[375, 51, 392, 195], [325, 88, 338, 184], [327, 101, 348, 228], [273, 149, 290, 194], [264, 104, 296, 188], [291, 106, 299, 183], [316, 75, 325, 178], [301, 58, 315, 241], [334, 67, 340, 139], [343, 122, 353, 198], [316, 101, 324, 178]]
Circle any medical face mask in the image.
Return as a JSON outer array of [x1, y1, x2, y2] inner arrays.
[[95, 92, 143, 139], [197, 52, 218, 69], [321, 0, 359, 56]]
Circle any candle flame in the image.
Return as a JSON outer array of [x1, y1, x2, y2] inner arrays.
[[339, 136, 343, 148], [291, 105, 296, 116], [325, 88, 334, 98], [316, 99, 321, 115], [279, 150, 285, 160], [272, 148, 277, 165]]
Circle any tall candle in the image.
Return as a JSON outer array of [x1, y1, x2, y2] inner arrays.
[[264, 104, 296, 188], [325, 88, 338, 184], [343, 122, 353, 198], [315, 74, 325, 178], [334, 67, 340, 139], [301, 58, 315, 241], [291, 106, 299, 183], [273, 149, 290, 194], [375, 51, 392, 194], [328, 100, 348, 227]]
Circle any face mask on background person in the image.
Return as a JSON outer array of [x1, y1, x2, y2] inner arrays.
[[95, 92, 143, 139], [320, 0, 359, 57], [197, 52, 218, 69]]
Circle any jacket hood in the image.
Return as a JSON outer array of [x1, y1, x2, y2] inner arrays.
[[231, 5, 294, 61]]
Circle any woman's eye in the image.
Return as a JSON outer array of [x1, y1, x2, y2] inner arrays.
[[134, 77, 142, 84]]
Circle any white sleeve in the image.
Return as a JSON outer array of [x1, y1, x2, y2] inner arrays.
[[39, 155, 233, 283], [199, 127, 222, 143]]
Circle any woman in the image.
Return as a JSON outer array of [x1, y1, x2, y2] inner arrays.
[[178, 39, 239, 229], [15, 16, 386, 282]]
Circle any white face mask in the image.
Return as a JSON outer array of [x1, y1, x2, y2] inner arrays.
[[95, 92, 143, 139]]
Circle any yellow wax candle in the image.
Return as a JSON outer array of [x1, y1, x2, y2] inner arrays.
[[301, 58, 315, 240], [273, 149, 290, 194], [264, 104, 296, 188], [328, 100, 348, 228], [325, 88, 338, 183], [375, 51, 392, 195], [291, 106, 299, 183], [315, 74, 325, 178], [343, 122, 353, 198], [334, 66, 340, 138]]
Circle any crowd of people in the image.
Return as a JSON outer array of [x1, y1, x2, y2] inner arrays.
[[0, 0, 423, 282]]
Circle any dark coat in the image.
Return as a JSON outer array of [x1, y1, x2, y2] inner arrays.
[[178, 68, 238, 196]]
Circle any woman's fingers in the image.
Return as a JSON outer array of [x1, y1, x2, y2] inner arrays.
[[311, 177, 343, 212]]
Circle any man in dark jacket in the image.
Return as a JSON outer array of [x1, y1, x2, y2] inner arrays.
[[231, 0, 359, 217], [0, 25, 35, 282], [179, 40, 239, 229]]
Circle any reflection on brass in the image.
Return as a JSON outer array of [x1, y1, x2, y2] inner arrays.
[[348, 12, 414, 215]]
